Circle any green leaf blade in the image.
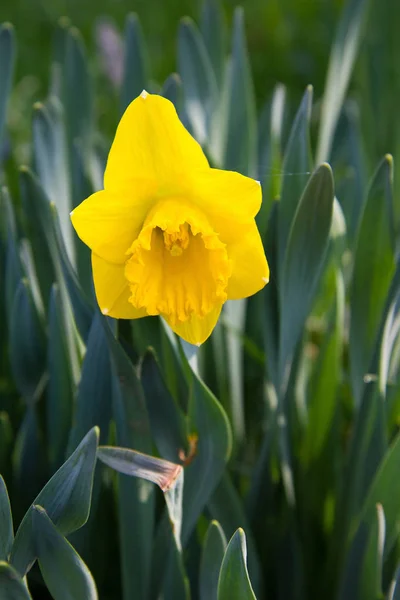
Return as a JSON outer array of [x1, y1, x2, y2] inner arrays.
[[178, 17, 217, 146], [221, 7, 257, 176], [277, 85, 313, 278], [120, 14, 148, 114], [199, 520, 227, 600], [10, 427, 99, 576], [0, 476, 13, 561], [217, 528, 256, 600], [182, 372, 232, 544], [0, 23, 16, 147], [32, 506, 98, 600], [47, 284, 75, 471], [280, 163, 334, 371], [350, 154, 395, 403], [316, 0, 370, 163], [0, 562, 32, 600]]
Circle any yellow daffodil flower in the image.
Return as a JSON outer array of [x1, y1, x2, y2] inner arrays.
[[71, 91, 269, 345]]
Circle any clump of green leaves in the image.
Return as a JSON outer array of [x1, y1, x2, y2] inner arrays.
[[1, 0, 400, 598]]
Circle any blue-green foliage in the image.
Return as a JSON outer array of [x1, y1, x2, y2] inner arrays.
[[1, 1, 400, 598]]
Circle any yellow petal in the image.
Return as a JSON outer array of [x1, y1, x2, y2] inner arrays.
[[226, 220, 269, 300], [104, 93, 209, 190], [191, 169, 262, 242], [92, 253, 147, 319], [164, 303, 223, 345], [71, 183, 156, 264]]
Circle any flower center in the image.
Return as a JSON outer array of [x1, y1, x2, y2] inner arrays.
[[124, 199, 232, 324], [163, 223, 190, 257]]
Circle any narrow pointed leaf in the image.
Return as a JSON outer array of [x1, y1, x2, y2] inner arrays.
[[208, 474, 262, 596], [10, 427, 99, 576], [359, 504, 385, 600], [217, 529, 256, 600], [338, 504, 385, 600], [103, 320, 154, 600], [3, 187, 22, 324], [0, 413, 12, 482], [262, 203, 280, 388], [0, 562, 32, 600], [379, 265, 400, 401], [341, 380, 386, 547], [178, 17, 217, 145], [350, 155, 395, 403], [0, 23, 16, 146], [9, 279, 46, 401], [68, 313, 112, 451], [222, 7, 256, 176], [200, 0, 225, 85], [0, 476, 13, 560], [141, 350, 187, 463], [280, 164, 334, 371], [277, 85, 312, 277], [257, 84, 286, 231], [181, 369, 232, 544], [70, 138, 94, 298], [64, 27, 93, 156], [316, 0, 370, 163], [13, 407, 44, 516], [32, 98, 73, 262], [32, 506, 98, 600], [357, 430, 400, 557], [200, 520, 227, 600], [388, 566, 400, 600], [303, 268, 345, 462], [20, 168, 93, 340], [19, 168, 56, 309], [223, 299, 246, 444], [47, 284, 74, 471], [162, 73, 183, 113], [121, 14, 148, 114]]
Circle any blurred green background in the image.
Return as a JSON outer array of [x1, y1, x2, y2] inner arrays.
[[0, 0, 346, 147], [2, 0, 400, 169], [0, 0, 343, 99]]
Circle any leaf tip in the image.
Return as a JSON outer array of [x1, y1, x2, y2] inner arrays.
[[319, 162, 333, 176], [58, 16, 71, 29], [1, 22, 14, 32], [32, 504, 46, 516], [180, 16, 193, 27]]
